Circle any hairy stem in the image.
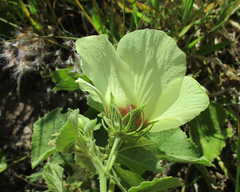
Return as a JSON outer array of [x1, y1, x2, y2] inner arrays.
[[105, 134, 123, 173], [98, 171, 107, 192]]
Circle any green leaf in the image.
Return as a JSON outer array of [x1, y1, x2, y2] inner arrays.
[[75, 151, 96, 174], [152, 0, 160, 9], [190, 102, 233, 162], [50, 152, 75, 166], [52, 76, 80, 92], [132, 1, 138, 28], [91, 5, 107, 35], [55, 109, 79, 154], [31, 108, 73, 168], [29, 0, 37, 14], [188, 35, 204, 49], [177, 19, 201, 40], [55, 112, 97, 173], [87, 96, 104, 112], [128, 177, 182, 192], [54, 74, 90, 92], [43, 162, 64, 192], [55, 110, 98, 173], [83, 119, 98, 139], [67, 163, 88, 182], [50, 67, 90, 92], [0, 149, 7, 172], [116, 137, 163, 174], [26, 170, 43, 182], [182, 0, 194, 26], [231, 141, 238, 153], [147, 128, 212, 166], [50, 152, 75, 176], [113, 164, 144, 190], [193, 41, 233, 55], [50, 67, 77, 83], [84, 108, 101, 120]]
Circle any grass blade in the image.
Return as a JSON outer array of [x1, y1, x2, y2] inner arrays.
[[122, 0, 126, 36], [182, 0, 194, 27], [194, 41, 233, 56], [19, 0, 42, 32], [183, 1, 217, 51], [129, 0, 138, 32], [136, 0, 150, 30], [75, 0, 100, 34]]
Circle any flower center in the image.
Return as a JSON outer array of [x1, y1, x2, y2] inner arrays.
[[118, 104, 148, 126]]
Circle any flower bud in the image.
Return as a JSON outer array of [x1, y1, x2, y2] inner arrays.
[[102, 95, 154, 139]]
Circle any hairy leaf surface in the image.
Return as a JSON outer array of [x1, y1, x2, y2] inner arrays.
[[190, 102, 233, 162], [128, 177, 182, 192], [116, 137, 162, 174], [147, 128, 212, 166], [31, 108, 73, 168]]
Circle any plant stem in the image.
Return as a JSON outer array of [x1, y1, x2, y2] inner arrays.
[[77, 135, 108, 192], [98, 171, 107, 192], [195, 164, 216, 192], [216, 156, 235, 186], [105, 134, 123, 173], [94, 133, 123, 192], [108, 179, 115, 192]]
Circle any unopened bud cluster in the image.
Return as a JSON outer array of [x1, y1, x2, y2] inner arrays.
[[101, 96, 154, 140]]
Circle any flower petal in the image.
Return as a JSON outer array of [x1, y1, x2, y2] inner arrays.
[[75, 35, 134, 108], [116, 29, 186, 118], [150, 76, 209, 132]]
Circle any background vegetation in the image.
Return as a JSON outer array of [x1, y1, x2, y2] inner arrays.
[[0, 0, 239, 191]]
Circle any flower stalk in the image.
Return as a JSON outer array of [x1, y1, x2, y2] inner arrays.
[[105, 133, 123, 173]]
